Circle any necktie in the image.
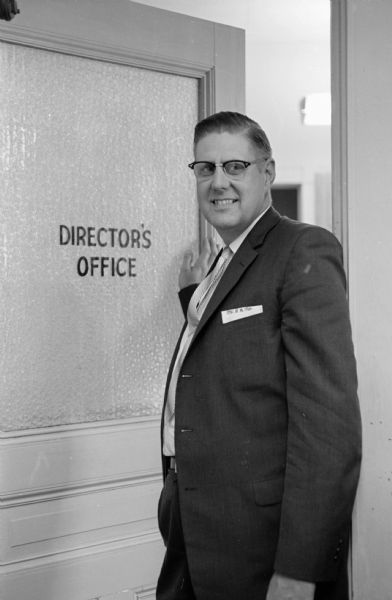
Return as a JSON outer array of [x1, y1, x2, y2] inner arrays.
[[187, 246, 232, 328]]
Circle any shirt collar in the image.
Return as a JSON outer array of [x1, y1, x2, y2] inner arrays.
[[227, 204, 271, 255]]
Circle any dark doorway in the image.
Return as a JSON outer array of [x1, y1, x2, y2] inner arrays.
[[272, 186, 299, 220]]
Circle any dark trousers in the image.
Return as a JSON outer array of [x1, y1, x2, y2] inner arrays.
[[156, 470, 196, 600]]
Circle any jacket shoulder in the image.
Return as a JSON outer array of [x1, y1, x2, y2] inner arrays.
[[269, 215, 342, 253]]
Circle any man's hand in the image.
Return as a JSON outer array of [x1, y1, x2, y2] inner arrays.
[[178, 237, 220, 290], [266, 573, 315, 600]]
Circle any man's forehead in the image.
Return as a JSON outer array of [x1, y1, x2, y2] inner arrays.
[[194, 130, 255, 156]]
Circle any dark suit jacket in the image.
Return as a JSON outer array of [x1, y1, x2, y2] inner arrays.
[[161, 207, 361, 600]]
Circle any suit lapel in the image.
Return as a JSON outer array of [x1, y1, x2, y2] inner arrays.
[[195, 242, 257, 334], [190, 207, 282, 345]]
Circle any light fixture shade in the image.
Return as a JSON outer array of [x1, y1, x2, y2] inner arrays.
[[301, 93, 331, 126]]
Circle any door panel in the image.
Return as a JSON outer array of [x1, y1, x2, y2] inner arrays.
[[0, 1, 244, 598]]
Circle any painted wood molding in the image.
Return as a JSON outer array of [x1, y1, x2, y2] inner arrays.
[[330, 0, 349, 274], [0, 418, 162, 501]]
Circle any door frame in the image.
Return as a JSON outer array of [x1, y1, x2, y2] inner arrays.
[[330, 0, 349, 270]]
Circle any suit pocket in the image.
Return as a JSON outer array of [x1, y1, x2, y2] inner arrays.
[[222, 311, 265, 332], [253, 477, 284, 506]]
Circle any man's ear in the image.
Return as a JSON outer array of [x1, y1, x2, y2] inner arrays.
[[265, 158, 276, 187]]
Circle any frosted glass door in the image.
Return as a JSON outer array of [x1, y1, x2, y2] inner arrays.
[[0, 42, 199, 430]]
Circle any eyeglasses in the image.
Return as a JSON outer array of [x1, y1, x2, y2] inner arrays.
[[188, 159, 264, 180]]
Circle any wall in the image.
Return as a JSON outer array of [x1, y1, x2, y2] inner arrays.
[[134, 0, 331, 226], [344, 0, 392, 597]]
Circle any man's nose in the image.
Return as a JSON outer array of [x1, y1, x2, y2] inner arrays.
[[211, 165, 230, 189]]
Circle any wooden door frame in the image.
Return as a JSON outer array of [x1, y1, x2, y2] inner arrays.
[[331, 0, 349, 272], [331, 3, 358, 597]]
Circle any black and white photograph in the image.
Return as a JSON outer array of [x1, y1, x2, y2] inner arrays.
[[0, 1, 389, 599]]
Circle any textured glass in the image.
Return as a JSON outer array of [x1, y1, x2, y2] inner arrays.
[[0, 42, 199, 430]]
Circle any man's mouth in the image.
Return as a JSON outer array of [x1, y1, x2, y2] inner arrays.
[[211, 198, 238, 206]]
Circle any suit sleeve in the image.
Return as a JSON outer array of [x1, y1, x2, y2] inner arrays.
[[274, 226, 361, 582]]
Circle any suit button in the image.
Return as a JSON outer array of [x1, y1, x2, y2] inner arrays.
[[333, 554, 339, 561]]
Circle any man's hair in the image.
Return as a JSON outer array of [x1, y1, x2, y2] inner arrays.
[[194, 111, 272, 159]]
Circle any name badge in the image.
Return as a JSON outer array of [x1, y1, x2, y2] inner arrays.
[[221, 305, 263, 324]]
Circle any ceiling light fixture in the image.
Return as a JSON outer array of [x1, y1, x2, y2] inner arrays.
[[300, 93, 331, 126]]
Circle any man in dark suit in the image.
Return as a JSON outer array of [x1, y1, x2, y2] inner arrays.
[[156, 112, 361, 600]]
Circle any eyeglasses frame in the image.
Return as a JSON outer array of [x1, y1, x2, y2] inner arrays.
[[188, 158, 266, 180]]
